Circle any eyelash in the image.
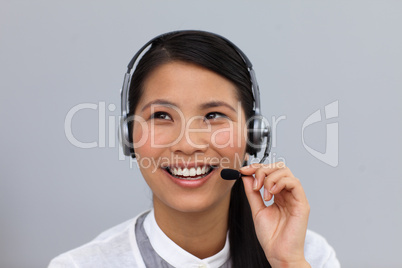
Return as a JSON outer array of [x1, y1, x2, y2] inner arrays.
[[150, 111, 172, 121], [204, 112, 227, 120], [150, 111, 227, 121]]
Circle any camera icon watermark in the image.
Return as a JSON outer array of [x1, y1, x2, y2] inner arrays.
[[301, 100, 339, 167]]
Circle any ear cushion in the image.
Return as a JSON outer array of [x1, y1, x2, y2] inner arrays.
[[119, 116, 135, 157], [247, 118, 260, 156], [246, 116, 271, 157], [127, 120, 135, 156]]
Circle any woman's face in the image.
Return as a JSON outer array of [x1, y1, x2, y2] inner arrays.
[[133, 61, 248, 213]]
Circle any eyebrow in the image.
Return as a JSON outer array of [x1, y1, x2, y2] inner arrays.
[[141, 99, 237, 113], [141, 99, 177, 112], [200, 101, 237, 112]]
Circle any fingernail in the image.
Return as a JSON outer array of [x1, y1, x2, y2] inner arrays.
[[264, 188, 269, 201], [269, 184, 277, 194], [240, 165, 249, 171], [253, 179, 258, 190]]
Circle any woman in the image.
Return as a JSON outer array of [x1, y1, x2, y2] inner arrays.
[[49, 30, 340, 267]]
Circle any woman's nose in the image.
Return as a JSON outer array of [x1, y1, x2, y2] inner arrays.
[[170, 117, 209, 155]]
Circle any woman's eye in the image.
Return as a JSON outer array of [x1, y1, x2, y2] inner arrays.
[[150, 112, 172, 121], [205, 112, 227, 120]]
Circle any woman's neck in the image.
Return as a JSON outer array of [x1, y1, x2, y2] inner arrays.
[[152, 195, 231, 259]]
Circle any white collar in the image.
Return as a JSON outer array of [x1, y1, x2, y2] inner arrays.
[[143, 209, 230, 268]]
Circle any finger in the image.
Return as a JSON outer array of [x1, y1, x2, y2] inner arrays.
[[240, 162, 288, 191], [242, 176, 266, 218], [263, 167, 293, 194], [269, 176, 310, 218], [256, 166, 293, 193], [265, 176, 308, 203], [239, 161, 286, 175]]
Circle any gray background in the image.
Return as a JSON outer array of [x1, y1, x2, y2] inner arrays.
[[1, 1, 401, 267]]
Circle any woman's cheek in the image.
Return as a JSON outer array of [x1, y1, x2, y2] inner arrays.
[[151, 127, 181, 147], [211, 125, 246, 153], [211, 128, 232, 149], [132, 121, 149, 153], [133, 122, 175, 149]]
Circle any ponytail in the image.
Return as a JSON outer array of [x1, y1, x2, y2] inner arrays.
[[228, 178, 271, 267]]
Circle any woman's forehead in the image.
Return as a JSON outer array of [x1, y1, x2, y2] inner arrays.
[[138, 61, 241, 110]]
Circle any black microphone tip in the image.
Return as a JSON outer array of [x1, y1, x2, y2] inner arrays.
[[220, 169, 242, 180]]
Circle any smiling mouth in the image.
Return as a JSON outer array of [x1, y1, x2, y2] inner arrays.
[[164, 166, 216, 180]]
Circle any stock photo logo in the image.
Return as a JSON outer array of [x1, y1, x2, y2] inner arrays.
[[64, 102, 118, 149], [63, 100, 339, 167], [301, 101, 339, 167]]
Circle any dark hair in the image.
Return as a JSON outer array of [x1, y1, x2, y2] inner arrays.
[[128, 30, 271, 268]]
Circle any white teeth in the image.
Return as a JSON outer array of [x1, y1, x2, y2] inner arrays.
[[167, 166, 212, 179], [182, 168, 190, 176]]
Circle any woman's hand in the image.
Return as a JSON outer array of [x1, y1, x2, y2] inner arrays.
[[240, 162, 311, 268]]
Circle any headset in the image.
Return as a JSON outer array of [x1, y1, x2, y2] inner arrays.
[[119, 30, 272, 163]]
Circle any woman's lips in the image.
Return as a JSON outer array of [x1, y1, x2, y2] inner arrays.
[[165, 166, 213, 180], [162, 166, 216, 188]]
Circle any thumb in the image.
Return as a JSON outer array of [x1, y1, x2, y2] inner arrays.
[[242, 176, 266, 219]]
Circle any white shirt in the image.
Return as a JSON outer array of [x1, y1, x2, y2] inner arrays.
[[48, 210, 341, 268], [143, 210, 230, 268]]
